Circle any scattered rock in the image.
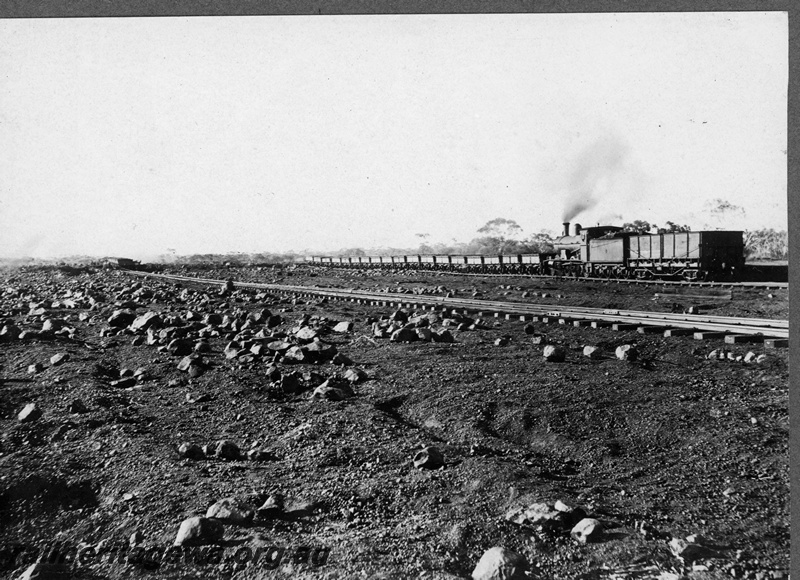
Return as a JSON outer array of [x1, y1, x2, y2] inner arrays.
[[108, 309, 136, 328], [432, 329, 455, 343], [543, 345, 565, 362], [130, 312, 162, 332], [283, 345, 308, 364], [178, 443, 205, 460], [583, 346, 602, 359], [333, 321, 353, 333], [247, 448, 277, 462], [571, 518, 603, 544], [669, 538, 720, 561], [67, 399, 88, 414], [129, 531, 145, 546], [312, 380, 353, 401], [332, 352, 354, 366], [18, 403, 42, 423], [49, 353, 70, 366], [413, 446, 444, 469], [265, 364, 281, 382], [390, 326, 418, 343], [174, 516, 224, 546], [27, 363, 44, 374], [416, 328, 433, 342], [471, 547, 528, 580], [214, 440, 240, 460], [505, 501, 560, 530], [168, 339, 193, 356], [17, 562, 70, 580], [295, 326, 319, 342], [343, 368, 367, 383], [258, 494, 284, 517], [280, 372, 303, 394], [206, 498, 255, 525], [615, 344, 638, 361]]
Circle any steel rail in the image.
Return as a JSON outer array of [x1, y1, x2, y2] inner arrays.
[[302, 265, 788, 289], [124, 270, 789, 339]]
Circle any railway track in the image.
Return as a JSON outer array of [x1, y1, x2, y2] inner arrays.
[[124, 270, 789, 345], [302, 265, 788, 289]]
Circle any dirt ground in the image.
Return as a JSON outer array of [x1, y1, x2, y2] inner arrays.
[[0, 265, 789, 580]]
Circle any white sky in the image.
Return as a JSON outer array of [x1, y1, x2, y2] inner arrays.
[[0, 12, 788, 259]]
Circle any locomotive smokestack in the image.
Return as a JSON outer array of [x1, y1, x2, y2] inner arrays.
[[563, 222, 570, 237], [574, 223, 582, 236]]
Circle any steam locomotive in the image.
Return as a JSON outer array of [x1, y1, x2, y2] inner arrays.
[[307, 221, 745, 281]]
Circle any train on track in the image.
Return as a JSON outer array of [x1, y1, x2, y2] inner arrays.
[[308, 221, 749, 282]]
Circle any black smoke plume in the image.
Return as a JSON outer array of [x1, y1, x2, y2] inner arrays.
[[561, 136, 630, 223]]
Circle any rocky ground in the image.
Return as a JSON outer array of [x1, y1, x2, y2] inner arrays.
[[0, 265, 789, 580]]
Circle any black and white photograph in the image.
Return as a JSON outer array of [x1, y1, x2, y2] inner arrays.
[[0, 5, 790, 580]]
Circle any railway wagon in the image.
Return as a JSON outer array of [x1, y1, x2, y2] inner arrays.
[[627, 230, 743, 280], [464, 255, 485, 272], [419, 254, 437, 270], [434, 255, 452, 269]]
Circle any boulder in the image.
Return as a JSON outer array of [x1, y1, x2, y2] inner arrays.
[[312, 380, 353, 401], [416, 328, 433, 342], [669, 538, 719, 561], [332, 352, 353, 366], [615, 344, 637, 361], [18, 403, 42, 423], [177, 356, 205, 377], [174, 516, 224, 546], [214, 440, 240, 460], [178, 443, 205, 460], [17, 562, 70, 580], [41, 318, 68, 332], [266, 340, 292, 353], [432, 329, 455, 343], [413, 446, 444, 469], [280, 372, 303, 394], [305, 340, 338, 361], [130, 312, 162, 332], [332, 321, 353, 333], [295, 326, 319, 343], [571, 518, 603, 544], [203, 313, 223, 326], [264, 364, 281, 382], [67, 399, 88, 414], [344, 368, 368, 383], [505, 502, 560, 530], [543, 345, 565, 362], [389, 310, 408, 323], [390, 326, 418, 343], [108, 309, 136, 328], [583, 346, 602, 359], [206, 498, 255, 525], [283, 346, 308, 364], [168, 339, 193, 356], [48, 352, 68, 367], [471, 547, 528, 580]]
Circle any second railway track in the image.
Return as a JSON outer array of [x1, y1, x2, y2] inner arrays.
[[124, 270, 789, 345]]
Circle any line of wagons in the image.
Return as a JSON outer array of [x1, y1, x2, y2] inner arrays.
[[308, 224, 747, 281]]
